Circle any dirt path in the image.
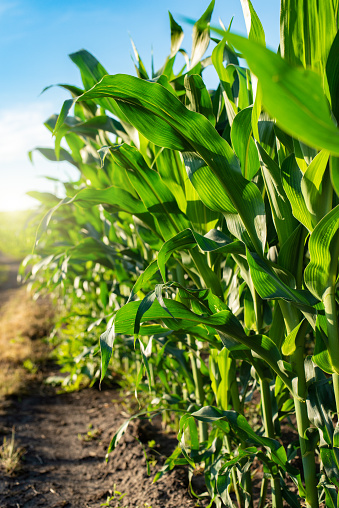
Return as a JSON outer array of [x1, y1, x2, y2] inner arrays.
[[0, 252, 21, 311], [0, 387, 204, 508], [0, 255, 206, 508]]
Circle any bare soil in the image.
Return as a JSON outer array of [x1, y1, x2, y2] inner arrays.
[[0, 387, 206, 508], [0, 254, 207, 508]]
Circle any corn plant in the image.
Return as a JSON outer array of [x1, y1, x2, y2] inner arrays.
[[26, 0, 339, 506]]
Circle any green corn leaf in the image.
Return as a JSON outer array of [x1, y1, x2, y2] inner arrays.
[[321, 481, 337, 508], [240, 0, 265, 45], [231, 107, 260, 181], [114, 297, 295, 392], [278, 224, 306, 283], [257, 143, 297, 245], [29, 147, 79, 168], [189, 406, 295, 474], [247, 250, 318, 309], [153, 148, 187, 213], [69, 49, 138, 144], [130, 37, 149, 80], [281, 319, 308, 356], [326, 30, 339, 124], [281, 154, 313, 232], [211, 39, 238, 125], [330, 156, 339, 197], [53, 99, 74, 136], [280, 0, 338, 76], [108, 144, 190, 240], [169, 12, 184, 58], [190, 0, 215, 69], [77, 74, 266, 254], [305, 359, 337, 449], [184, 74, 215, 125], [313, 320, 334, 375], [100, 324, 115, 383], [301, 150, 331, 227], [214, 30, 339, 156], [157, 228, 244, 281], [304, 205, 339, 301], [184, 177, 220, 234], [73, 187, 148, 215]]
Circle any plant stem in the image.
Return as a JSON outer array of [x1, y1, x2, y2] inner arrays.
[[260, 377, 283, 508], [188, 335, 208, 442], [323, 288, 339, 415], [224, 433, 243, 508], [280, 302, 319, 508]]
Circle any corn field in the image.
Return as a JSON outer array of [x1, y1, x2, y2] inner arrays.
[[24, 0, 339, 506]]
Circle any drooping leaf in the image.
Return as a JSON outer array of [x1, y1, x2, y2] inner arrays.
[[214, 30, 339, 156], [78, 74, 267, 254]]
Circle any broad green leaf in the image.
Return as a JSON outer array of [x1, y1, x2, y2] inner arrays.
[[154, 148, 187, 213], [281, 319, 308, 356], [247, 250, 317, 309], [211, 39, 238, 125], [69, 49, 138, 145], [114, 298, 295, 392], [280, 0, 338, 76], [231, 107, 260, 180], [304, 205, 339, 301], [215, 30, 339, 156], [281, 154, 313, 232], [73, 186, 148, 214], [108, 144, 190, 240], [278, 225, 306, 282], [190, 0, 215, 69], [184, 74, 215, 125], [257, 144, 297, 245], [301, 150, 331, 227], [189, 406, 295, 474], [240, 0, 265, 45], [330, 156, 339, 197], [78, 74, 266, 254], [184, 176, 220, 234], [326, 30, 339, 124], [53, 99, 74, 136], [127, 260, 159, 303], [29, 147, 79, 168], [100, 324, 115, 382], [157, 228, 243, 287]]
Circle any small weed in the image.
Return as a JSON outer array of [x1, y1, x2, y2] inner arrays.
[[78, 423, 102, 442], [0, 428, 25, 475], [23, 358, 38, 374], [100, 484, 126, 506]]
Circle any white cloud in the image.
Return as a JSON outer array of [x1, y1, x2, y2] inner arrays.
[[0, 102, 54, 163], [0, 101, 79, 212]]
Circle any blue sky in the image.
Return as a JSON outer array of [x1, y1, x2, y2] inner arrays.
[[0, 0, 280, 211]]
